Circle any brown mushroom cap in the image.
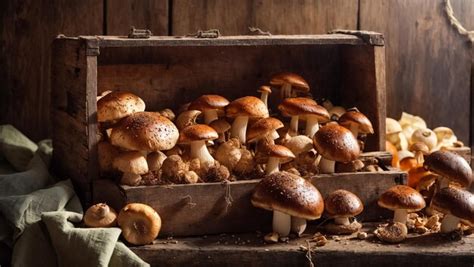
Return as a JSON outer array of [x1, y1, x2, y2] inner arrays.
[[325, 190, 364, 218], [226, 96, 269, 119], [110, 112, 179, 151], [188, 94, 230, 112], [258, 85, 272, 93], [251, 171, 324, 220], [432, 187, 474, 226], [117, 203, 161, 245], [113, 151, 149, 175], [97, 91, 145, 122], [378, 185, 426, 212], [84, 203, 117, 228], [247, 117, 284, 143], [423, 150, 473, 187], [267, 145, 295, 160], [338, 109, 374, 134], [178, 124, 218, 144], [270, 72, 310, 91], [278, 98, 329, 121], [209, 119, 231, 134], [409, 142, 430, 155], [313, 124, 360, 162]]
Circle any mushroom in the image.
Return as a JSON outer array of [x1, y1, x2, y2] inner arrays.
[[278, 97, 329, 137], [281, 135, 313, 157], [98, 141, 119, 174], [407, 166, 431, 188], [247, 117, 284, 145], [257, 85, 272, 107], [117, 203, 161, 245], [233, 148, 257, 176], [161, 155, 188, 183], [97, 90, 113, 101], [178, 124, 218, 165], [188, 94, 230, 124], [374, 222, 408, 243], [431, 186, 474, 233], [335, 159, 365, 173], [251, 171, 324, 237], [264, 145, 295, 175], [338, 108, 374, 139], [269, 72, 310, 99], [313, 124, 360, 174], [378, 185, 426, 225], [176, 110, 202, 130], [84, 203, 117, 228], [324, 190, 364, 234], [110, 112, 179, 154], [386, 118, 408, 150], [209, 119, 231, 143], [158, 108, 176, 121], [113, 151, 149, 186], [147, 151, 167, 172], [226, 96, 269, 144], [97, 91, 145, 126], [433, 127, 457, 149], [215, 138, 242, 171], [329, 106, 346, 121], [411, 128, 437, 151], [409, 142, 429, 165], [423, 150, 472, 189]]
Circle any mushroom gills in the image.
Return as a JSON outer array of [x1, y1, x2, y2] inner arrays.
[[319, 157, 336, 174], [440, 214, 460, 233], [190, 140, 215, 165], [231, 116, 249, 144], [273, 210, 291, 237], [291, 217, 307, 235]]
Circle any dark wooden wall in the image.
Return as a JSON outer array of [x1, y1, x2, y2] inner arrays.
[[1, 0, 473, 145]]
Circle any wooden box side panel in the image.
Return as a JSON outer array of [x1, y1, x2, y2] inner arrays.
[[340, 45, 386, 151], [108, 171, 405, 237], [51, 38, 98, 204]]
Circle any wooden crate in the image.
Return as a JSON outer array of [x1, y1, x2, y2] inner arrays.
[[52, 31, 399, 236]]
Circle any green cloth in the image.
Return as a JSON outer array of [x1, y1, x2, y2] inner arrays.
[[0, 125, 149, 267]]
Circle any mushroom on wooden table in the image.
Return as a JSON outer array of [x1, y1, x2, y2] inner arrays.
[[431, 186, 474, 234], [226, 96, 269, 144], [423, 150, 472, 189], [251, 171, 324, 237], [324, 189, 364, 234], [378, 185, 426, 225], [118, 203, 161, 245], [84, 203, 117, 228]]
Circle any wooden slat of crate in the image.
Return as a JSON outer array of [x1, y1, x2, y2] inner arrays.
[[110, 170, 406, 237]]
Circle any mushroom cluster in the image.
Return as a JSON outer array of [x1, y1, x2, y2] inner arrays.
[[97, 72, 379, 186]]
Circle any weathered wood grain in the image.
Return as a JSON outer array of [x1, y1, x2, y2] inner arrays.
[[0, 0, 102, 141], [359, 0, 473, 146], [106, 0, 169, 35], [171, 0, 358, 35], [111, 171, 405, 237]]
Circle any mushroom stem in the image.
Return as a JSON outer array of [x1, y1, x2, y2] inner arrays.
[[305, 116, 320, 137], [349, 124, 360, 138], [415, 151, 424, 165], [280, 83, 292, 99], [440, 214, 460, 233], [393, 209, 408, 224], [260, 92, 269, 107], [335, 217, 350, 226], [289, 116, 299, 136], [190, 140, 215, 165], [319, 157, 336, 174], [273, 210, 291, 237], [270, 130, 280, 141], [203, 110, 219, 124], [231, 116, 249, 144], [291, 217, 307, 236], [266, 157, 280, 175]]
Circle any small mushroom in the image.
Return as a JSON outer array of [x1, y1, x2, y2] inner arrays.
[[233, 148, 257, 176], [264, 145, 295, 175], [386, 118, 408, 150], [158, 108, 176, 121], [147, 151, 167, 172], [432, 187, 474, 233], [258, 85, 272, 107], [178, 124, 218, 165], [251, 171, 324, 237], [374, 222, 408, 243], [113, 151, 149, 186], [433, 127, 457, 149], [423, 150, 472, 189], [84, 203, 117, 228], [188, 95, 229, 124], [215, 138, 242, 171], [226, 96, 269, 144], [409, 142, 429, 165], [176, 110, 202, 130], [269, 72, 310, 99], [313, 124, 360, 174], [329, 106, 346, 121], [118, 203, 161, 245], [161, 155, 188, 183], [378, 185, 426, 225], [97, 91, 145, 125], [247, 117, 284, 145], [338, 108, 374, 139], [209, 119, 231, 143], [281, 135, 313, 157], [324, 190, 364, 234], [411, 128, 437, 151], [278, 98, 330, 137]]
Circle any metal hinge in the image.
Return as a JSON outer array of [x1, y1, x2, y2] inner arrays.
[[128, 26, 152, 39]]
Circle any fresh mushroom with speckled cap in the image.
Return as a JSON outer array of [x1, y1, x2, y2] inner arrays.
[[378, 185, 426, 224], [270, 72, 310, 99], [226, 96, 269, 144], [188, 94, 229, 124], [178, 124, 218, 165], [313, 124, 360, 174], [423, 150, 472, 189], [431, 186, 474, 233], [97, 91, 145, 125], [324, 190, 364, 234], [251, 171, 324, 237]]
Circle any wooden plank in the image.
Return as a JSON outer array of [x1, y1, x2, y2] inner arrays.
[[0, 0, 102, 141], [106, 171, 406, 237], [359, 0, 473, 146], [171, 0, 358, 35], [131, 223, 474, 267], [106, 0, 169, 36]]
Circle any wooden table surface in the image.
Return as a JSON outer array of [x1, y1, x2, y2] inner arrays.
[[131, 222, 474, 267]]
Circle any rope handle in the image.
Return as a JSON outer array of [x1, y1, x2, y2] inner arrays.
[[443, 0, 474, 43]]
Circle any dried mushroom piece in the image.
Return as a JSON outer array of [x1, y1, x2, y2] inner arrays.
[[84, 203, 117, 228], [374, 222, 408, 243]]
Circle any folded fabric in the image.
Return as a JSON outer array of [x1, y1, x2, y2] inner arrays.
[[0, 125, 38, 172]]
